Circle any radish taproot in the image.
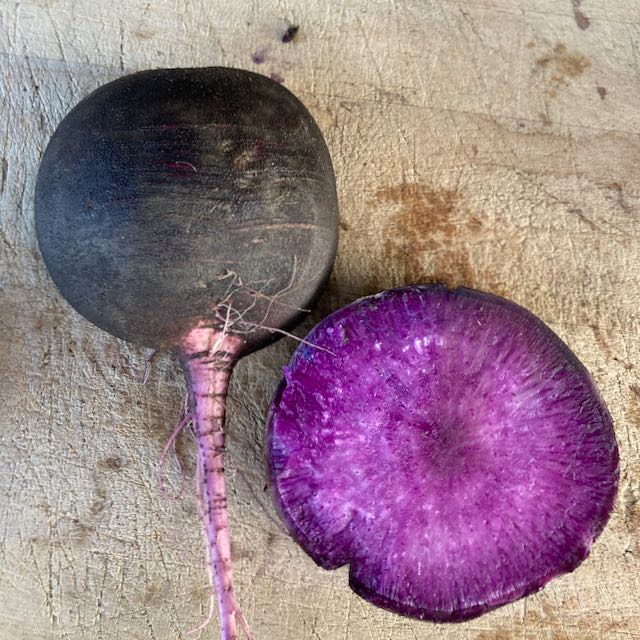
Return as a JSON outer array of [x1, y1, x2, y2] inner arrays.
[[34, 67, 339, 639], [267, 285, 619, 622]]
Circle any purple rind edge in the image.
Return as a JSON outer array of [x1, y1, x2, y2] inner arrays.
[[348, 537, 593, 622]]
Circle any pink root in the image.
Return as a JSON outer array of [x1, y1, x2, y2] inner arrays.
[[157, 402, 190, 500], [187, 455, 217, 636], [180, 326, 251, 640]]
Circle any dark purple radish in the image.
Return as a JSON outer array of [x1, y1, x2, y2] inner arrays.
[[267, 285, 618, 623], [34, 67, 338, 639]]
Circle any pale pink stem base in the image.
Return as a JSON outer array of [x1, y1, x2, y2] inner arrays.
[[180, 327, 251, 640]]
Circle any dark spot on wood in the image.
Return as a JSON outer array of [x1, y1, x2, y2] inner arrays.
[[527, 40, 536, 49], [607, 181, 632, 215], [71, 517, 95, 545], [266, 531, 277, 547], [613, 356, 633, 370], [375, 88, 408, 104], [251, 48, 267, 64], [596, 85, 607, 100], [230, 541, 253, 561], [90, 484, 108, 515], [269, 71, 284, 84], [98, 456, 124, 471], [571, 0, 591, 30], [133, 30, 156, 40], [281, 25, 299, 43], [142, 584, 160, 605], [539, 112, 552, 127], [339, 219, 350, 231], [470, 143, 478, 158]]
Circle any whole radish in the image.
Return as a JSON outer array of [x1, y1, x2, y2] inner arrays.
[[34, 67, 339, 640]]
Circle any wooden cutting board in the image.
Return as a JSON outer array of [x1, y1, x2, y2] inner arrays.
[[1, 1, 639, 638]]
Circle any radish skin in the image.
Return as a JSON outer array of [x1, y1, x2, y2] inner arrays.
[[33, 67, 339, 638], [180, 327, 248, 640]]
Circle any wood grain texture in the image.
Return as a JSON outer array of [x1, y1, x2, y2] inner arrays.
[[1, 1, 639, 638]]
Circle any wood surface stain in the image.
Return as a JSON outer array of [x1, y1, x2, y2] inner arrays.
[[373, 183, 482, 289], [571, 0, 591, 30], [475, 630, 511, 640], [535, 43, 591, 97]]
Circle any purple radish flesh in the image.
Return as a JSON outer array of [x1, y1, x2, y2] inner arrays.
[[267, 285, 619, 622], [34, 67, 339, 639]]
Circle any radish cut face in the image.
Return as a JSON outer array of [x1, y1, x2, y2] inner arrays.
[[267, 285, 619, 622]]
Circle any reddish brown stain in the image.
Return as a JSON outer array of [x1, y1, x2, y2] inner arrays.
[[376, 87, 409, 104], [571, 0, 591, 30], [373, 183, 479, 288], [590, 324, 612, 359], [33, 300, 70, 332], [539, 112, 552, 127], [90, 483, 108, 516], [97, 456, 124, 471], [539, 599, 571, 640], [607, 181, 632, 215], [622, 478, 639, 533], [230, 541, 253, 561], [475, 630, 511, 640], [470, 143, 478, 158], [596, 85, 607, 99], [339, 219, 350, 231], [142, 584, 160, 605], [133, 30, 156, 40], [536, 43, 591, 96], [70, 518, 95, 546], [613, 356, 634, 370], [527, 40, 536, 49], [628, 384, 640, 431]]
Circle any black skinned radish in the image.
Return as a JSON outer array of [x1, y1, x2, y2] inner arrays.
[[35, 67, 339, 639], [267, 285, 619, 622]]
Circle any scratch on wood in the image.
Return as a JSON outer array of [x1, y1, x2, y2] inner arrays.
[[0, 156, 6, 194], [119, 18, 125, 72], [567, 208, 603, 233]]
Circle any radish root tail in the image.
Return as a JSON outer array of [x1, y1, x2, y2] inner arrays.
[[180, 327, 251, 640]]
